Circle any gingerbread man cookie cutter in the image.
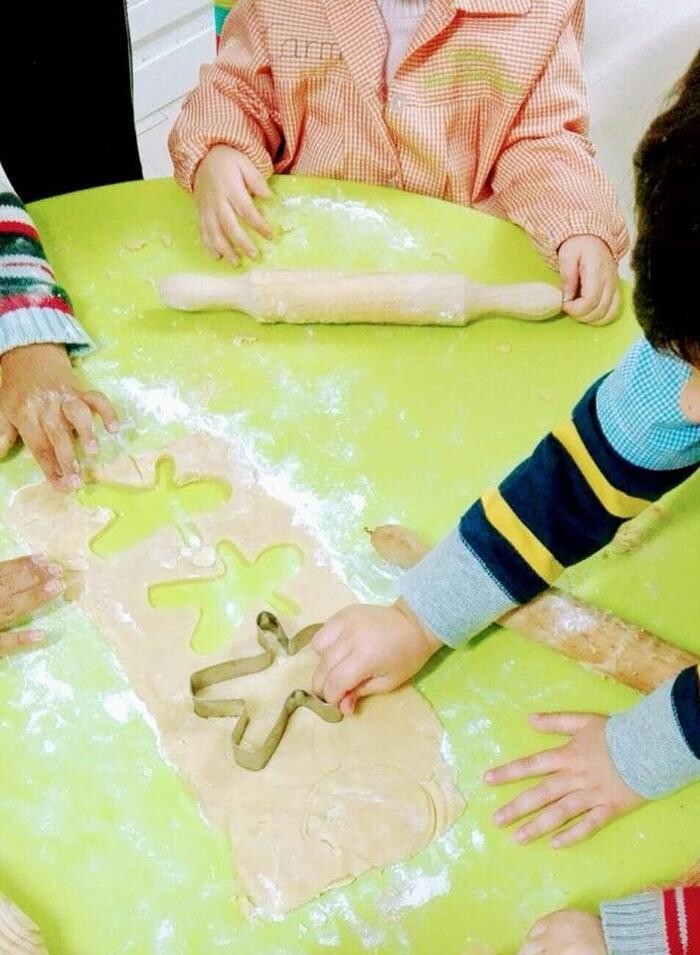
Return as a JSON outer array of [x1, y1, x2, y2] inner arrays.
[[190, 611, 342, 771]]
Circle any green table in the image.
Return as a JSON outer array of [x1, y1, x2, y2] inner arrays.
[[1, 176, 698, 954]]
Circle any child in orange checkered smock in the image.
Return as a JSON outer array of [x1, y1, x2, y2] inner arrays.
[[170, 0, 628, 325]]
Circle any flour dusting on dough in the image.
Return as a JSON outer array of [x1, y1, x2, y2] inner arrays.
[[109, 376, 386, 599]]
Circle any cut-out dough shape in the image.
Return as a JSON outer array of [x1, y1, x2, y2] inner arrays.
[[148, 539, 303, 653], [77, 456, 231, 557]]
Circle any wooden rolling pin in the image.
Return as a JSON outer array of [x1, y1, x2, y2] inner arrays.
[[158, 269, 563, 326], [0, 894, 47, 955], [368, 524, 696, 694]]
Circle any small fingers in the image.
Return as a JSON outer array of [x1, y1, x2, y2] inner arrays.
[[563, 285, 603, 321], [62, 396, 98, 456], [311, 636, 352, 698], [591, 284, 621, 327], [580, 279, 614, 325], [321, 654, 375, 706], [0, 556, 60, 596], [42, 406, 81, 489], [219, 203, 259, 260], [311, 614, 346, 654], [0, 629, 46, 656], [492, 777, 569, 829], [484, 747, 563, 786], [514, 791, 593, 845], [82, 391, 119, 435], [551, 804, 613, 848], [338, 674, 396, 714], [0, 576, 65, 629], [198, 213, 222, 260], [528, 712, 593, 736], [201, 214, 238, 265], [240, 159, 273, 200], [0, 409, 18, 458], [17, 415, 63, 489], [559, 256, 580, 304], [0, 555, 52, 581], [231, 191, 273, 241], [339, 690, 358, 716]]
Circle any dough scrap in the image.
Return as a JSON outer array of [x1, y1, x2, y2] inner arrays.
[[7, 434, 464, 914]]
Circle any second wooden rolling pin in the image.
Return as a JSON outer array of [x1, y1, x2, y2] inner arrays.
[[368, 524, 696, 694], [158, 269, 563, 326]]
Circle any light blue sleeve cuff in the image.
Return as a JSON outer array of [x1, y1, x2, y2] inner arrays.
[[0, 306, 92, 357], [596, 337, 700, 470], [606, 678, 700, 799], [399, 526, 516, 648], [600, 892, 667, 955]]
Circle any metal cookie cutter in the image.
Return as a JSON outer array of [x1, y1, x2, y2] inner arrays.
[[190, 611, 342, 771]]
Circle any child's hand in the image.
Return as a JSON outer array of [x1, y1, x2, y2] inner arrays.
[[0, 555, 64, 656], [0, 343, 118, 492], [484, 712, 643, 847], [311, 600, 443, 715], [193, 145, 274, 264], [558, 235, 620, 326], [518, 910, 606, 955]]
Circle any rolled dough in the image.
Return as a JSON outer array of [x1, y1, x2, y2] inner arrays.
[[7, 434, 464, 914]]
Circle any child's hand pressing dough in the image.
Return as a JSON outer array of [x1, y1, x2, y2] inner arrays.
[[0, 344, 118, 491], [312, 601, 443, 715], [193, 145, 273, 264], [0, 555, 64, 655]]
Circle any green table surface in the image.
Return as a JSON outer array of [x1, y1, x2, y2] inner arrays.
[[1, 176, 699, 955]]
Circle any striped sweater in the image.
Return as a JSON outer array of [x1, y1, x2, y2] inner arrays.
[[601, 888, 700, 955], [401, 337, 700, 955], [0, 165, 91, 356]]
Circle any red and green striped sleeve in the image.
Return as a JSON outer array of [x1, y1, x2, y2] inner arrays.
[[0, 178, 91, 356]]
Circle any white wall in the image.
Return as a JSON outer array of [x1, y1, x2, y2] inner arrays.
[[127, 0, 215, 178], [584, 0, 700, 268]]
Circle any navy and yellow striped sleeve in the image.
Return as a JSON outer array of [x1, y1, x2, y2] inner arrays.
[[400, 338, 700, 647]]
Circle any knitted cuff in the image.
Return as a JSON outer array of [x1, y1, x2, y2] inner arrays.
[[600, 892, 668, 955], [0, 306, 91, 357], [399, 526, 516, 647], [606, 677, 700, 799]]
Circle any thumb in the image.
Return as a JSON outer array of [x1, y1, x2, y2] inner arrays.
[[353, 674, 395, 701], [339, 690, 358, 715], [529, 712, 594, 736], [559, 251, 581, 305]]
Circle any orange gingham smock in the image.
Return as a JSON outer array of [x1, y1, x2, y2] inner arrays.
[[169, 0, 629, 265]]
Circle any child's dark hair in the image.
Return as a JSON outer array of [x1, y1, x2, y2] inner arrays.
[[633, 49, 700, 364]]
